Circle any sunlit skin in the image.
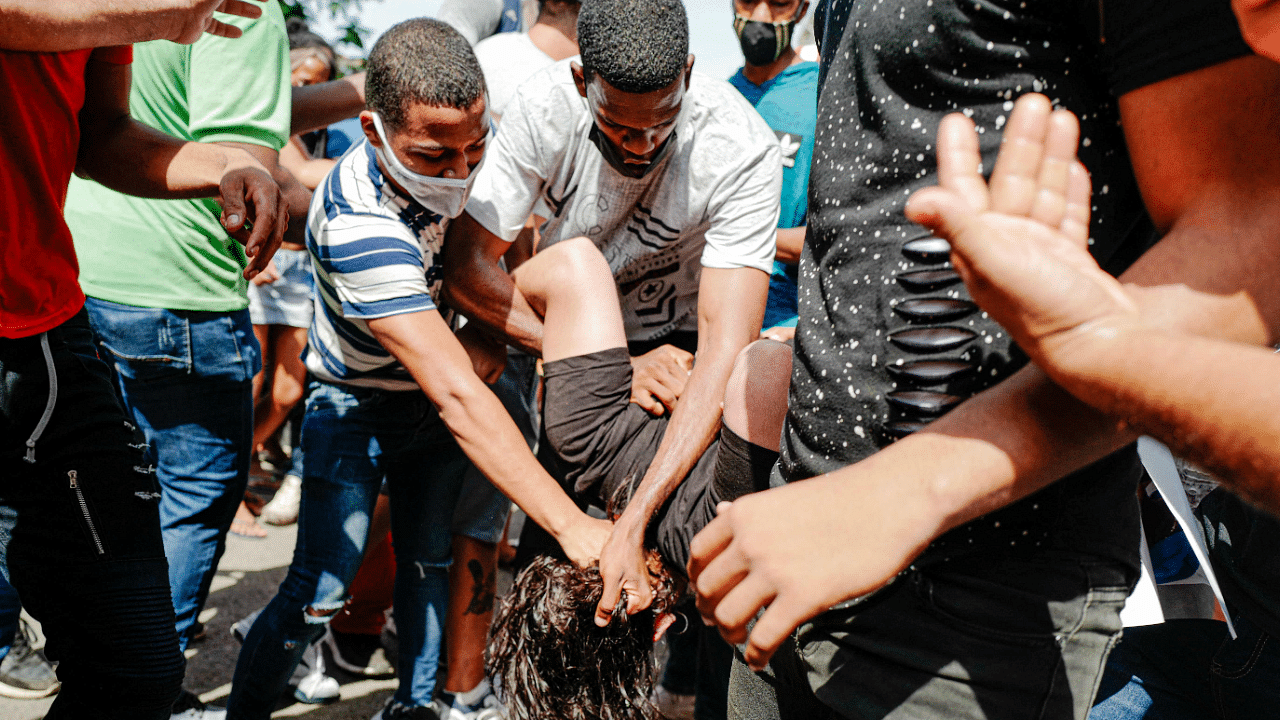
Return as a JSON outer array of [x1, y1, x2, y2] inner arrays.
[[571, 57, 694, 168], [290, 54, 331, 87], [359, 97, 489, 190], [1234, 0, 1280, 60]]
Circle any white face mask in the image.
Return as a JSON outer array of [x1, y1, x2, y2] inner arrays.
[[369, 111, 488, 219]]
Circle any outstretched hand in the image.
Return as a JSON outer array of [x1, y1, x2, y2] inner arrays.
[[904, 93, 1139, 370], [169, 1, 266, 44], [218, 154, 287, 280]]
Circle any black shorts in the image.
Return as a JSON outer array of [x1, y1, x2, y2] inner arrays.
[[543, 347, 776, 572]]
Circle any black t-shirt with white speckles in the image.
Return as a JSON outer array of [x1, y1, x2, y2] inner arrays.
[[786, 0, 1251, 567]]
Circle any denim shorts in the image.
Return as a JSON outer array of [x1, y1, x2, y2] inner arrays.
[[247, 248, 314, 329]]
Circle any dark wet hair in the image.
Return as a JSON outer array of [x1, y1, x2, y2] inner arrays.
[[366, 18, 487, 129], [488, 555, 680, 720], [577, 0, 689, 94]]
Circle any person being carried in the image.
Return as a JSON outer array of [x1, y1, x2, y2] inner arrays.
[[480, 236, 791, 720], [224, 19, 610, 720]]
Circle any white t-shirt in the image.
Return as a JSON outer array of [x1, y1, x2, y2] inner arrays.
[[474, 33, 554, 118], [466, 59, 782, 342]]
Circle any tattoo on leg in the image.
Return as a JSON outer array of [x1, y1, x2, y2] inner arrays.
[[464, 558, 496, 615]]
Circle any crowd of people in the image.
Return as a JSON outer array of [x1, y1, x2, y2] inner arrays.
[[2, 0, 1280, 720]]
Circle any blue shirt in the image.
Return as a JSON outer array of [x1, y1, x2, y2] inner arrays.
[[729, 61, 818, 329]]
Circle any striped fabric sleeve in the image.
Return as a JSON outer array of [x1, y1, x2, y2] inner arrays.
[[313, 212, 438, 320]]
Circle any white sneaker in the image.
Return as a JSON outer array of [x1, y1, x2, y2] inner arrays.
[[170, 690, 226, 720], [294, 635, 341, 704], [261, 474, 302, 526]]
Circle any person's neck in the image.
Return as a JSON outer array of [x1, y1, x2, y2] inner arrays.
[[742, 46, 801, 86], [528, 18, 579, 61]]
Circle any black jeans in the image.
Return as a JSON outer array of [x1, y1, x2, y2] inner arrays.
[[729, 555, 1133, 720], [0, 310, 184, 718]]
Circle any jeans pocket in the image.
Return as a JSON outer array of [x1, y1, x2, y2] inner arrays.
[[917, 569, 1063, 647], [85, 299, 190, 381]]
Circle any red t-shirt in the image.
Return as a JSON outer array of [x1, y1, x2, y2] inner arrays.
[[0, 45, 131, 339]]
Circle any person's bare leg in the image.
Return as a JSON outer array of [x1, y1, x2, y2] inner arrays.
[[252, 326, 309, 450], [721, 339, 792, 452], [511, 236, 627, 362], [443, 534, 500, 694]]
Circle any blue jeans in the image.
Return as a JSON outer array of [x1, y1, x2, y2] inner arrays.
[[0, 574, 19, 661], [227, 380, 470, 718], [1090, 614, 1280, 719], [85, 298, 258, 651], [0, 309, 184, 717]]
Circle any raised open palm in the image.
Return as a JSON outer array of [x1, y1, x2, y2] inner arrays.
[[904, 93, 1140, 366]]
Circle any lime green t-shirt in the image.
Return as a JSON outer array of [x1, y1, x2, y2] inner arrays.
[[65, 6, 289, 311]]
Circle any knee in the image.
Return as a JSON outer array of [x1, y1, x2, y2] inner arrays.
[[540, 237, 612, 287], [723, 339, 793, 448]]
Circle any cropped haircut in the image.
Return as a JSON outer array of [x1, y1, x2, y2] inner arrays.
[[488, 555, 680, 720], [577, 0, 689, 94], [365, 18, 487, 129]]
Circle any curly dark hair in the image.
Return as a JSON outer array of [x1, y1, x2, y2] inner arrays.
[[577, 0, 689, 94], [488, 555, 681, 720], [365, 18, 486, 129]]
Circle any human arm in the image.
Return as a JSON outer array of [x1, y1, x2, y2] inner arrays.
[[291, 73, 366, 136], [0, 0, 264, 51], [594, 265, 768, 625], [75, 52, 285, 278], [279, 136, 337, 191], [774, 226, 805, 264], [690, 54, 1280, 667], [441, 210, 548, 356], [367, 310, 611, 566]]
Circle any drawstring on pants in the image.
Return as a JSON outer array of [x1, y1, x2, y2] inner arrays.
[[24, 333, 57, 464]]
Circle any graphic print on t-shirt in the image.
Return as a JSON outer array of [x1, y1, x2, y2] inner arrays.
[[774, 130, 803, 169], [465, 60, 781, 343]]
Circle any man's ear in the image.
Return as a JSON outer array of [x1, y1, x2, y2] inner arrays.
[[360, 110, 382, 149], [571, 61, 588, 98], [684, 54, 696, 90]]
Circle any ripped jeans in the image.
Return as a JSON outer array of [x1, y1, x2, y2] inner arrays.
[[227, 379, 469, 718]]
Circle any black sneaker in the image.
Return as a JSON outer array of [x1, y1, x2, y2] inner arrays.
[[322, 626, 395, 677], [372, 700, 442, 720], [0, 621, 59, 699]]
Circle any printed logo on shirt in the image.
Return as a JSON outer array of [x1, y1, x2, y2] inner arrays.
[[775, 130, 803, 169]]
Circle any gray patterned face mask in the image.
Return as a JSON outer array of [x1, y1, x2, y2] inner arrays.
[[733, 13, 796, 66], [370, 111, 488, 218]]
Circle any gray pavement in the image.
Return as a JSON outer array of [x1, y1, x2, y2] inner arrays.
[[0, 521, 397, 720]]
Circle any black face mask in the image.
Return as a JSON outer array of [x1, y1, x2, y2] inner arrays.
[[733, 13, 796, 67], [588, 122, 677, 179]]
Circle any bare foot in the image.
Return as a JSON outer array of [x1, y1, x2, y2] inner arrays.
[[230, 500, 268, 538]]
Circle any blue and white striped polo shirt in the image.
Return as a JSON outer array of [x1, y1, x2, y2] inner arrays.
[[303, 140, 450, 391]]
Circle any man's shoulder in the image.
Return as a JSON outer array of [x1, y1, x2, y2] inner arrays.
[[315, 143, 396, 231], [683, 73, 779, 158], [475, 31, 538, 58]]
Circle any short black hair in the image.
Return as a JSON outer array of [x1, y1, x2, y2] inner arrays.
[[366, 18, 487, 129], [577, 0, 689, 94]]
